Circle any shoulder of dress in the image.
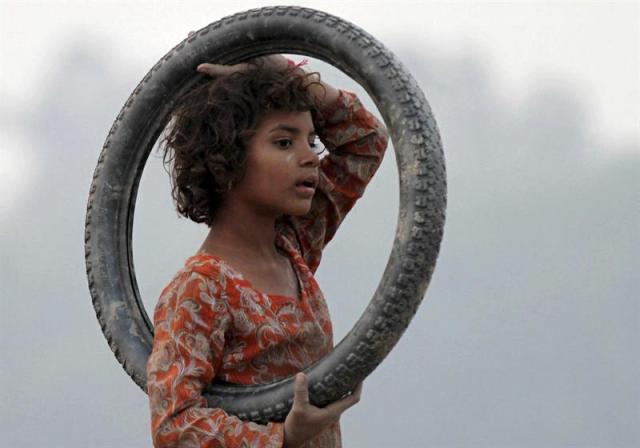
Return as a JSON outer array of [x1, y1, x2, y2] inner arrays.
[[161, 258, 241, 304], [161, 255, 234, 294], [184, 253, 221, 276]]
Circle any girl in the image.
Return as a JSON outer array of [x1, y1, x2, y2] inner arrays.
[[146, 55, 389, 447]]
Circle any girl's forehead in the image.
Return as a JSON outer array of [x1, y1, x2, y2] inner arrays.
[[257, 110, 315, 133]]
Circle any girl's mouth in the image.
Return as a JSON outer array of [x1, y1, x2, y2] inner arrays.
[[294, 182, 316, 197]]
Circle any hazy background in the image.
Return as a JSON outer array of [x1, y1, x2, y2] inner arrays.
[[1, 1, 638, 447]]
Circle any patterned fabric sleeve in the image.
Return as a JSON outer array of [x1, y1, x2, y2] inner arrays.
[[146, 271, 284, 448], [287, 89, 390, 273]]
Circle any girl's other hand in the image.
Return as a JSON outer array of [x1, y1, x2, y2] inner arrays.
[[283, 373, 363, 448]]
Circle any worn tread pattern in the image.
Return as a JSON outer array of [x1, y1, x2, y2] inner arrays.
[[85, 5, 446, 424]]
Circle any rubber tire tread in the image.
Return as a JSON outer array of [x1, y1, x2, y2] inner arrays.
[[84, 5, 446, 424]]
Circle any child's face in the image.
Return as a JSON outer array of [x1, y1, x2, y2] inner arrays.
[[230, 109, 321, 217]]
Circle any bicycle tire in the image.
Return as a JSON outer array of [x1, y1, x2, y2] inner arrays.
[[84, 5, 446, 424]]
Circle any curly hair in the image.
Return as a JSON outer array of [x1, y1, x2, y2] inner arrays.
[[160, 60, 325, 226]]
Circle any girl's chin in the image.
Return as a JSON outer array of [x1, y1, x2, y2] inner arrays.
[[285, 203, 313, 217]]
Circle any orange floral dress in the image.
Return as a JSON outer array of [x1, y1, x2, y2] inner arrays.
[[147, 89, 389, 448]]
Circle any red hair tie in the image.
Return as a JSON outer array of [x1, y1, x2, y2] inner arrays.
[[286, 58, 309, 69]]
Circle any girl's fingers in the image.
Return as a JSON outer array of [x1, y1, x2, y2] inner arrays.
[[195, 56, 290, 77], [352, 382, 363, 399], [293, 373, 310, 408], [196, 63, 231, 76], [196, 62, 249, 77]]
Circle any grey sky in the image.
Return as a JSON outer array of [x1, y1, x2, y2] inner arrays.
[[1, 2, 638, 447]]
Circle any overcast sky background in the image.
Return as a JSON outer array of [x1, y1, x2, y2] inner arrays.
[[1, 1, 638, 447]]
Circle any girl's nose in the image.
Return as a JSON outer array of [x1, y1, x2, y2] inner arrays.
[[300, 141, 321, 167]]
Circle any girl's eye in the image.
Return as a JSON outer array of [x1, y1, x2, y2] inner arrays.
[[275, 139, 293, 149], [274, 137, 325, 154]]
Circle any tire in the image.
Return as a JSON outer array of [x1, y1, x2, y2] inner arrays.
[[85, 5, 446, 424]]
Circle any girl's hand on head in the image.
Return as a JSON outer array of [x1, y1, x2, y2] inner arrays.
[[283, 373, 363, 448], [196, 62, 251, 77], [196, 55, 291, 78], [186, 31, 336, 106], [186, 29, 289, 76]]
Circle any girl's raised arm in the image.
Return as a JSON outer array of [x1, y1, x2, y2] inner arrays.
[[285, 87, 389, 273]]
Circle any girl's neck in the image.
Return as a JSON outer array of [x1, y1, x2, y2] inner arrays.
[[200, 205, 282, 262]]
